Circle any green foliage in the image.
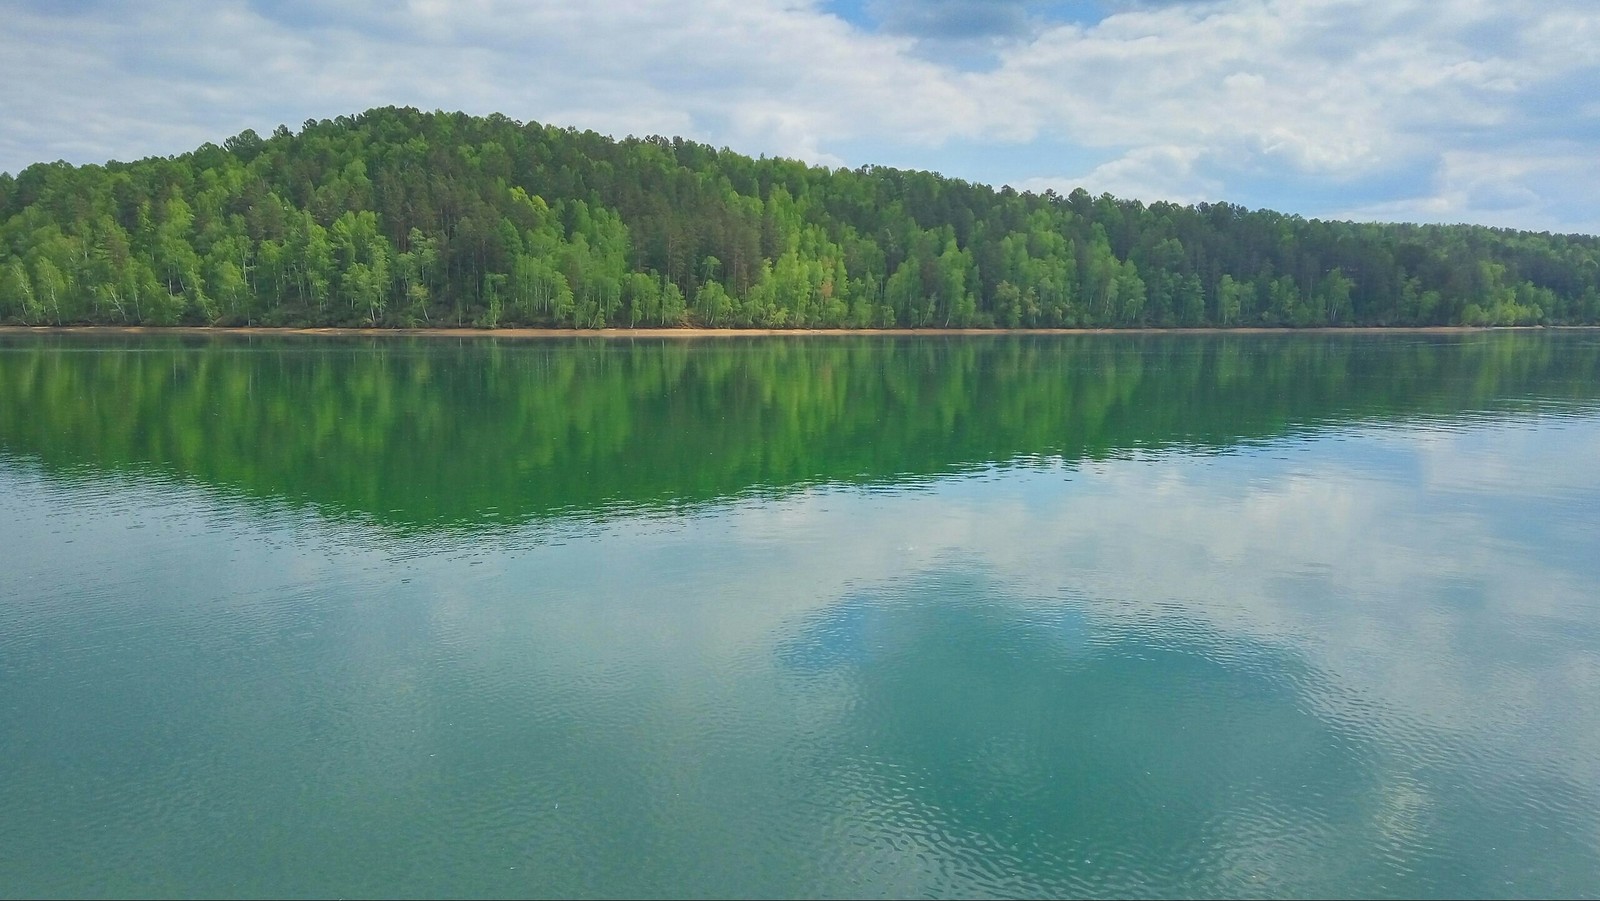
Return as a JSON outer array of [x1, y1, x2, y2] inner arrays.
[[2, 106, 1597, 328]]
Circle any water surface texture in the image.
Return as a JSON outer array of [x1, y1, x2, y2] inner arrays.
[[2, 332, 1598, 899]]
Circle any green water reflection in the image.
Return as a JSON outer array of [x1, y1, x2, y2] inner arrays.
[[1, 331, 1596, 528], [2, 332, 1599, 899]]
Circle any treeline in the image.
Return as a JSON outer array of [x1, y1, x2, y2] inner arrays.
[[2, 107, 1599, 329]]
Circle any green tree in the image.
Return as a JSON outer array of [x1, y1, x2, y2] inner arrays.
[[0, 258, 40, 323]]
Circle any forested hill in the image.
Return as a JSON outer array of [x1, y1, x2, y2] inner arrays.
[[2, 107, 1598, 329]]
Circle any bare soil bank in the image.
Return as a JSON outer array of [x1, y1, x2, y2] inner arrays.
[[2, 325, 1587, 339]]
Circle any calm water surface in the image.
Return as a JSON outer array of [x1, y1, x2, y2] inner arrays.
[[2, 332, 1598, 899]]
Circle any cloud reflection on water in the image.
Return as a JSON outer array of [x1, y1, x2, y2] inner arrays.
[[3, 363, 1599, 895]]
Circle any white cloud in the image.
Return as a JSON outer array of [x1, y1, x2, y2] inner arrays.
[[1019, 144, 1223, 205], [967, 0, 1599, 228], [0, 0, 1596, 232], [0, 0, 981, 169], [1336, 147, 1600, 232], [978, 1, 1586, 172]]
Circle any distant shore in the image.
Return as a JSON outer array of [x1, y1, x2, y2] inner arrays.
[[1, 324, 1589, 339]]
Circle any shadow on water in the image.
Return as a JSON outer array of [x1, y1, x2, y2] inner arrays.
[[0, 331, 1597, 533]]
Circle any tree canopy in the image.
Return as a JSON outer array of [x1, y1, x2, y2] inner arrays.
[[2, 107, 1597, 329]]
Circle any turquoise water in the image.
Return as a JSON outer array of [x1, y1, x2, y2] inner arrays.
[[1, 332, 1598, 898]]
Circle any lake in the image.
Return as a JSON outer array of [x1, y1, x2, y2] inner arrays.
[[2, 331, 1598, 899]]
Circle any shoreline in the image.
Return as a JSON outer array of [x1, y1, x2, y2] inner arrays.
[[0, 324, 1589, 339]]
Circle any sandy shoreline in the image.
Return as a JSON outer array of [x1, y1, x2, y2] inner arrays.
[[0, 324, 1586, 339]]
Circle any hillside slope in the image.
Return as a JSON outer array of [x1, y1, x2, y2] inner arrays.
[[2, 107, 1597, 328]]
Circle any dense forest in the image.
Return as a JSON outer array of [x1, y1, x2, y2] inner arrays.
[[2, 107, 1598, 329]]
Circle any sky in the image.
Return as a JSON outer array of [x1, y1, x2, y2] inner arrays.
[[2, 0, 1598, 234]]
